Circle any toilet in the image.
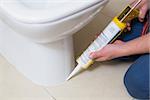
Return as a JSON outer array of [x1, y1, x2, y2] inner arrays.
[[0, 0, 108, 86]]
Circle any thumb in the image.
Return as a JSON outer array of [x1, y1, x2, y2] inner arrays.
[[113, 40, 125, 45], [89, 51, 103, 59], [138, 4, 148, 22]]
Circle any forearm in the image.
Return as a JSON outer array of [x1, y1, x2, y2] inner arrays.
[[119, 33, 150, 57]]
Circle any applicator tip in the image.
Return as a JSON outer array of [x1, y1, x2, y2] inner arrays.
[[66, 65, 83, 81]]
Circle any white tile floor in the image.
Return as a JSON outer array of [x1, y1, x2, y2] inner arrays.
[[0, 54, 133, 100], [0, 55, 55, 100], [46, 62, 133, 100]]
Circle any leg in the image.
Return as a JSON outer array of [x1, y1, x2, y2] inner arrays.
[[124, 54, 149, 99]]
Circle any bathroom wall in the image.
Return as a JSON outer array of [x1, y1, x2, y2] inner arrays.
[[73, 0, 128, 58]]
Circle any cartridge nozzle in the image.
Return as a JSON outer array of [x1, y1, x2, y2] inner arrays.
[[66, 65, 84, 81]]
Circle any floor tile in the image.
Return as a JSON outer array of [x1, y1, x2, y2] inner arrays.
[[46, 61, 133, 100], [0, 55, 54, 100]]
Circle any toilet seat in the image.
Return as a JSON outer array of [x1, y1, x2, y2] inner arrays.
[[0, 0, 105, 24]]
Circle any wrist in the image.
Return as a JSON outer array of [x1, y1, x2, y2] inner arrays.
[[116, 43, 130, 57]]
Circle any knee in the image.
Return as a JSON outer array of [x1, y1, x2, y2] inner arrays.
[[124, 68, 149, 99]]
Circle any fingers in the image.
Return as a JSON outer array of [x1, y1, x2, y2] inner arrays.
[[89, 52, 107, 61], [90, 52, 112, 61], [89, 51, 106, 61], [127, 23, 131, 30], [113, 40, 125, 44], [125, 22, 131, 31], [89, 51, 102, 59], [138, 4, 148, 22], [127, 23, 130, 27], [95, 57, 107, 61], [128, 0, 148, 22], [127, 26, 131, 31]]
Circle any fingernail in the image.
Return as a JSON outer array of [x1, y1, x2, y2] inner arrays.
[[139, 18, 144, 22], [89, 53, 94, 59], [127, 27, 131, 31]]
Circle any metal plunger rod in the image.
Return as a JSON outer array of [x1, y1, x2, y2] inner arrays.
[[120, 0, 142, 22], [66, 0, 142, 81]]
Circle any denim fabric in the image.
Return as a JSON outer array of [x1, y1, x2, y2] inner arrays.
[[124, 54, 149, 99], [118, 16, 149, 99]]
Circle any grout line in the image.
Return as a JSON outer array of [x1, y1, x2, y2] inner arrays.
[[43, 87, 57, 100]]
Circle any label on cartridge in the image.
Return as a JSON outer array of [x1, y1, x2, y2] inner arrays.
[[77, 21, 121, 67], [103, 21, 121, 40]]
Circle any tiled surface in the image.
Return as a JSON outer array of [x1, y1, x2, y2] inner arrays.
[[46, 61, 133, 100], [0, 54, 133, 100], [0, 0, 134, 100], [0, 55, 55, 100]]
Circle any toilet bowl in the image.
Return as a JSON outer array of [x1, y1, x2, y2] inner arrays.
[[0, 0, 108, 86]]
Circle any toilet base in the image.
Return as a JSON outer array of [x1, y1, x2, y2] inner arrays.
[[0, 19, 75, 86]]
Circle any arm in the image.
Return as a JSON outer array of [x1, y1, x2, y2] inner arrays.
[[90, 33, 150, 61], [119, 33, 150, 56], [89, 0, 149, 61]]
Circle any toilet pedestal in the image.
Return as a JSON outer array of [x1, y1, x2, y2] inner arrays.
[[0, 20, 75, 86]]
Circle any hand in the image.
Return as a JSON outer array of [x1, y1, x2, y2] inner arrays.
[[129, 0, 148, 22], [126, 0, 148, 31], [89, 40, 125, 61]]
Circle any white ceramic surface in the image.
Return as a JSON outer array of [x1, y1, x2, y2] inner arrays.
[[0, 0, 108, 23], [0, 0, 108, 43], [0, 20, 75, 86], [0, 0, 108, 86]]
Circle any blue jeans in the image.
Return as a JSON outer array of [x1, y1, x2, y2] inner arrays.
[[124, 54, 149, 99], [118, 18, 149, 99]]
